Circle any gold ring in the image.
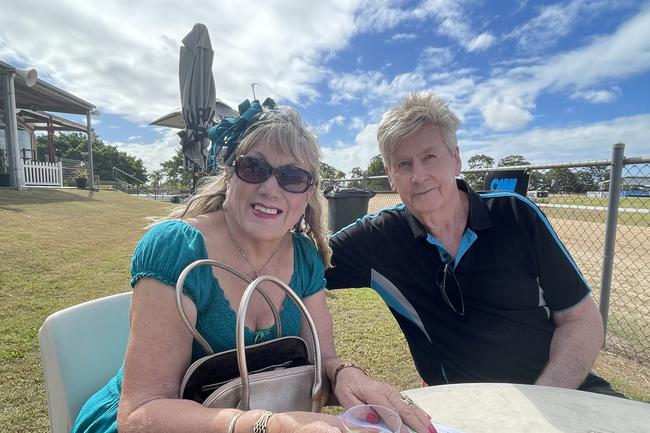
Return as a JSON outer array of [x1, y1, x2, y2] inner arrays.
[[400, 393, 415, 405]]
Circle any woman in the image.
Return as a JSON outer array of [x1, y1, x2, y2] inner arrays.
[[72, 101, 433, 433]]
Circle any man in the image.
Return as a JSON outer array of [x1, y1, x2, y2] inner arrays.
[[325, 91, 622, 396]]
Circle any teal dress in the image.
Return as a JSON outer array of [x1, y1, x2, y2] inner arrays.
[[71, 220, 325, 433]]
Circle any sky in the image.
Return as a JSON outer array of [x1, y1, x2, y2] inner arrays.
[[2, 0, 650, 175]]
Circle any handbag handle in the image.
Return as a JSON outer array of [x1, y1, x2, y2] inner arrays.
[[175, 259, 281, 355], [237, 275, 323, 412]]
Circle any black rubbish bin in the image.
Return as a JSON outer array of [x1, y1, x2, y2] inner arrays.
[[324, 188, 376, 233]]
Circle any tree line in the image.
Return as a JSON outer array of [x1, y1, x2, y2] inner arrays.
[[36, 133, 148, 183], [464, 154, 609, 193], [321, 153, 610, 194], [37, 133, 609, 194]]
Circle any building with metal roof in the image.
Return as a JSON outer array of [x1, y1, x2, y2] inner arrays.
[[1, 60, 98, 189]]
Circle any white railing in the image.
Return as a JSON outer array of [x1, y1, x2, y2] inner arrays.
[[21, 160, 63, 186]]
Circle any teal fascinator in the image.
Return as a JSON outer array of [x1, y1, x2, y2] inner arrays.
[[208, 97, 277, 170]]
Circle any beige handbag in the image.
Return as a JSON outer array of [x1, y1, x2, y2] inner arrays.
[[175, 259, 324, 412]]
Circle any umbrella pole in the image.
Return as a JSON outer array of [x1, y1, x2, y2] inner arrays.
[[191, 165, 198, 193]]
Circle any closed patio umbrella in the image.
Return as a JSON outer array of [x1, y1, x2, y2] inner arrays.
[[178, 23, 217, 174]]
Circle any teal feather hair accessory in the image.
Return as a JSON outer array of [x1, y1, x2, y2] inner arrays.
[[208, 97, 277, 166]]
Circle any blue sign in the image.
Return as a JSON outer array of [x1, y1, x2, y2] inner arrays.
[[490, 178, 518, 192], [483, 169, 530, 195]]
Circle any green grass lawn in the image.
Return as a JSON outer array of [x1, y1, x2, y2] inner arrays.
[[1, 188, 648, 433], [534, 195, 650, 227], [536, 194, 650, 209]]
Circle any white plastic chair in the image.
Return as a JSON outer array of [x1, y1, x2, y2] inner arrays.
[[39, 292, 132, 433]]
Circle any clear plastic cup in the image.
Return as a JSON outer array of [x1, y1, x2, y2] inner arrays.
[[338, 404, 403, 433]]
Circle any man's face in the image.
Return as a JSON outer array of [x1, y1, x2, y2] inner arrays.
[[385, 125, 461, 218]]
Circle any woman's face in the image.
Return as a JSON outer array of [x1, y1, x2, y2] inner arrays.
[[224, 139, 314, 242]]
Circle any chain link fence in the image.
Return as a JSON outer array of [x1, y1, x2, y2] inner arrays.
[[323, 147, 650, 364], [605, 160, 650, 362]]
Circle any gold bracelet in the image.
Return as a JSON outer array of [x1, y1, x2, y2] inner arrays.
[[227, 411, 246, 433], [253, 410, 274, 433], [333, 362, 369, 385]]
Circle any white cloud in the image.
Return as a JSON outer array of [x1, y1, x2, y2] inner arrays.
[[349, 116, 366, 131], [466, 33, 496, 52], [354, 0, 414, 31], [328, 71, 382, 103], [356, 0, 495, 52], [513, 0, 529, 14], [460, 113, 650, 165], [325, 113, 650, 175], [389, 32, 417, 42], [0, 0, 362, 123], [128, 135, 142, 141], [431, 76, 477, 107], [417, 46, 454, 70], [313, 115, 345, 135], [321, 123, 380, 172], [465, 6, 650, 130], [480, 96, 534, 131], [548, 8, 650, 90], [505, 0, 613, 52], [421, 1, 495, 52], [324, 12, 650, 132], [109, 128, 180, 173], [328, 70, 426, 106], [570, 87, 622, 103], [2, 0, 648, 175]]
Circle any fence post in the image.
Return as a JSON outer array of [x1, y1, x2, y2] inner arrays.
[[599, 142, 625, 344], [58, 162, 63, 187], [19, 158, 25, 184]]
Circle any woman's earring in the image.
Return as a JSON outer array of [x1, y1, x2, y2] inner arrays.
[[299, 214, 309, 233]]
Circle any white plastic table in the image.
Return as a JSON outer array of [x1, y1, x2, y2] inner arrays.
[[402, 383, 650, 433]]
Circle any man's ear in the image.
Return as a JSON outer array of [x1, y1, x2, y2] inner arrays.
[[453, 147, 462, 177]]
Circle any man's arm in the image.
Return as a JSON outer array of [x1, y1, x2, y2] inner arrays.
[[535, 296, 604, 388], [325, 221, 373, 289]]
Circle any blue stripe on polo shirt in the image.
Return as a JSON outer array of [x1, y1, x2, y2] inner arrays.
[[370, 269, 432, 342], [426, 229, 477, 268]]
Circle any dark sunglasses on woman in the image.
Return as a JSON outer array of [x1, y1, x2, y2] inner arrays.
[[233, 155, 314, 193]]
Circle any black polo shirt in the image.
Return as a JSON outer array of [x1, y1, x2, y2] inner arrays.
[[326, 180, 591, 385]]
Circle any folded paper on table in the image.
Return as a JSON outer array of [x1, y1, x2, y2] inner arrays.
[[404, 425, 466, 433], [370, 269, 431, 342], [342, 421, 392, 433], [432, 423, 467, 433], [343, 421, 466, 433]]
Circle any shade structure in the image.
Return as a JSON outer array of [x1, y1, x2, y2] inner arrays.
[[0, 60, 95, 115], [178, 23, 217, 170], [150, 98, 237, 129]]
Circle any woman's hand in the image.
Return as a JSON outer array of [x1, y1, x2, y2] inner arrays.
[[333, 367, 436, 433], [269, 412, 345, 433]]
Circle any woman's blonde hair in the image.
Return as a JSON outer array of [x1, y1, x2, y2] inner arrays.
[[162, 106, 332, 266], [377, 91, 461, 168]]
